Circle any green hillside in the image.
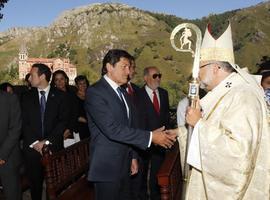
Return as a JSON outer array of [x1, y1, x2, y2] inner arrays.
[[0, 2, 269, 107]]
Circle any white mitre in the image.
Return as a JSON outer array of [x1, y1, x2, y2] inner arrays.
[[200, 23, 235, 65], [200, 23, 265, 96]]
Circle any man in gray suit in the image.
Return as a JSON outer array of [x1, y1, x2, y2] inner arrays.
[[0, 90, 22, 200]]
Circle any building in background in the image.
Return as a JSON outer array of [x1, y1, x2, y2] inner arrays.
[[18, 45, 77, 84]]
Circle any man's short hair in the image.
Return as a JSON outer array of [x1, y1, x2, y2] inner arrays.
[[32, 63, 51, 82], [25, 73, 30, 82], [143, 66, 158, 76], [101, 49, 132, 76], [256, 59, 270, 82]]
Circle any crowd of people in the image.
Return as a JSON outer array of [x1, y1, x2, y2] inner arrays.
[[0, 51, 178, 200], [0, 22, 269, 200], [0, 67, 92, 200]]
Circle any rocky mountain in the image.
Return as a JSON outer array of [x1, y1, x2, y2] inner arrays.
[[0, 2, 269, 106]]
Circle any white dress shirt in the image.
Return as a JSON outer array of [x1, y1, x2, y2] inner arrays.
[[38, 85, 50, 102], [104, 75, 129, 118], [104, 75, 152, 147], [145, 85, 160, 106]]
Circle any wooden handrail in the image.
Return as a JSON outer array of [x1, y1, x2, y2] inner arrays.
[[157, 141, 182, 200], [41, 138, 91, 200]]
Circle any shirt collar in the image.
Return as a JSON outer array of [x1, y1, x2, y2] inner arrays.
[[145, 85, 158, 94], [104, 75, 120, 91], [38, 85, 50, 94]]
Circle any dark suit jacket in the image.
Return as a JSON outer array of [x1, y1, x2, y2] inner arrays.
[[122, 82, 140, 128], [123, 82, 140, 105], [85, 77, 150, 182], [21, 87, 69, 151], [130, 82, 140, 93], [0, 91, 21, 166], [137, 86, 170, 131]]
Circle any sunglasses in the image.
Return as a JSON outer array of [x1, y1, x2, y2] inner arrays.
[[152, 73, 162, 79]]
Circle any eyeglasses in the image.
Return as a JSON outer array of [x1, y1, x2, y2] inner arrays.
[[199, 63, 215, 69], [152, 73, 162, 79]]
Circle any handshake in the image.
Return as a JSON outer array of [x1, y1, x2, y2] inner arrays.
[[151, 126, 178, 149]]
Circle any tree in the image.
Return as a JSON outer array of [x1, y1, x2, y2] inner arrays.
[[0, 0, 9, 20], [47, 43, 77, 62]]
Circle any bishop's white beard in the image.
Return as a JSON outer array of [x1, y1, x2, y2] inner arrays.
[[265, 88, 270, 106], [199, 71, 213, 92], [199, 81, 207, 90]]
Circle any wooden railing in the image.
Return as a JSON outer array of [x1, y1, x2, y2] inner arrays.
[[40, 133, 182, 200], [41, 138, 94, 200], [157, 141, 182, 200]]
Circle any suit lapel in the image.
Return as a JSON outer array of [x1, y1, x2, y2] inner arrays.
[[32, 89, 42, 131], [100, 77, 129, 121], [158, 88, 164, 114], [101, 78, 122, 104], [45, 87, 56, 118], [143, 87, 157, 114], [122, 89, 132, 125]]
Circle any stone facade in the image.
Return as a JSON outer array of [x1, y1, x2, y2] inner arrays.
[[18, 46, 77, 84]]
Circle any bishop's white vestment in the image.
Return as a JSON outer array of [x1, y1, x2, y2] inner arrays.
[[178, 72, 270, 200]]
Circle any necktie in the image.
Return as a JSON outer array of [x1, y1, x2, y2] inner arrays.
[[153, 90, 160, 115], [117, 87, 125, 102], [40, 90, 46, 137], [116, 87, 128, 117], [127, 83, 134, 96]]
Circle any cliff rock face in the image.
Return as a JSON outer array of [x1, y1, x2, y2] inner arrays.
[[49, 3, 157, 47]]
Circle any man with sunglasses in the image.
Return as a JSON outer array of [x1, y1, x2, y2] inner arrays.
[[137, 66, 170, 200]]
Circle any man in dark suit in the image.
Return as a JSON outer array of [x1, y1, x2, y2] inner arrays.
[[21, 63, 69, 200], [124, 56, 140, 104], [138, 66, 170, 200], [122, 56, 144, 200], [85, 49, 177, 200], [0, 91, 22, 200]]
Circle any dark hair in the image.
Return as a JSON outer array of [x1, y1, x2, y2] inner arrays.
[[101, 49, 132, 76], [51, 70, 69, 87], [262, 71, 270, 81], [32, 63, 51, 82], [256, 59, 270, 82], [25, 73, 30, 82], [0, 82, 14, 92], [75, 75, 90, 87]]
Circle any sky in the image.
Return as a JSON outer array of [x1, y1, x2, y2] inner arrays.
[[0, 0, 266, 32]]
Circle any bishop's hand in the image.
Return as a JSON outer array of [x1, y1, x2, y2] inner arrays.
[[186, 100, 202, 127]]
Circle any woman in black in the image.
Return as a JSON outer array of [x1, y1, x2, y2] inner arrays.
[[51, 70, 78, 140], [74, 75, 90, 139]]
